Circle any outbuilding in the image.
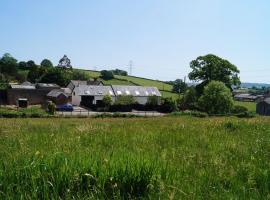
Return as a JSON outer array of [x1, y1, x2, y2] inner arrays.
[[72, 85, 115, 107], [47, 89, 69, 105], [256, 97, 270, 116], [111, 85, 161, 105]]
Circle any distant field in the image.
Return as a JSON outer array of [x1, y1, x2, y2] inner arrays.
[[234, 101, 256, 112], [1, 116, 270, 199]]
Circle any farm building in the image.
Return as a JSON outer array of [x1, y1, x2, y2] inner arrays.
[[6, 83, 61, 105], [234, 93, 261, 102], [47, 89, 70, 105], [67, 79, 103, 91], [71, 85, 161, 106], [256, 97, 270, 116], [72, 85, 115, 107], [111, 85, 161, 105]]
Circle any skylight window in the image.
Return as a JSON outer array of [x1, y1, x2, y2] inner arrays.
[[135, 91, 140, 95], [125, 90, 130, 95], [117, 91, 122, 95], [84, 90, 90, 95]]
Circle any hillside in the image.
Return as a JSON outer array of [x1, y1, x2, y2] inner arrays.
[[79, 69, 179, 99]]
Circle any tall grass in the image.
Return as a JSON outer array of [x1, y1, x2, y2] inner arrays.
[[0, 116, 270, 199]]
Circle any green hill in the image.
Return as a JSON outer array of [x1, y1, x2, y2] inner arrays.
[[79, 69, 179, 99]]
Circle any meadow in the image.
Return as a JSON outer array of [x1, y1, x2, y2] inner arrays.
[[0, 116, 270, 199]]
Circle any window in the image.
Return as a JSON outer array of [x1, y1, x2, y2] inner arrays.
[[109, 91, 113, 95], [152, 91, 156, 95], [117, 91, 122, 95], [73, 92, 75, 96], [125, 90, 130, 95], [145, 91, 149, 96], [135, 91, 140, 95]]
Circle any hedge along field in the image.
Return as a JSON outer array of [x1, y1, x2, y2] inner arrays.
[[1, 117, 270, 199]]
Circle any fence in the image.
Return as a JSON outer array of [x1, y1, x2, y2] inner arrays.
[[57, 109, 164, 117]]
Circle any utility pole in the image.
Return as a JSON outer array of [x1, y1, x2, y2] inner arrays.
[[128, 60, 133, 76]]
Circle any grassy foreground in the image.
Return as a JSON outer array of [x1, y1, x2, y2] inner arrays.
[[0, 116, 270, 199]]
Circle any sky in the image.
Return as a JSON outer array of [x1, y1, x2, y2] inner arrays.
[[0, 0, 270, 83]]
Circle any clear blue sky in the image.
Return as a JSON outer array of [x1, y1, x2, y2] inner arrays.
[[1, 0, 270, 83]]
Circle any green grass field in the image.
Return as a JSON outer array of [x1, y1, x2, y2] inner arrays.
[[234, 101, 257, 112], [1, 116, 270, 199]]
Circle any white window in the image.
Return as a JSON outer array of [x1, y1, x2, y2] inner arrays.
[[152, 91, 156, 95], [135, 91, 140, 95], [109, 91, 113, 95], [145, 91, 149, 96], [117, 91, 122, 95], [125, 90, 130, 95]]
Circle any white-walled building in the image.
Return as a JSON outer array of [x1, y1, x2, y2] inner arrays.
[[71, 83, 162, 107], [72, 85, 115, 106]]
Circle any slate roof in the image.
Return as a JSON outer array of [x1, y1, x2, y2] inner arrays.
[[111, 85, 161, 97], [257, 97, 270, 104], [70, 80, 88, 87], [10, 84, 36, 89], [47, 89, 68, 98], [36, 83, 60, 88], [74, 85, 115, 96]]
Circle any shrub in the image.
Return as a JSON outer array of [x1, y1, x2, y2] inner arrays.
[[102, 95, 112, 107], [100, 70, 114, 80], [146, 95, 159, 110], [48, 102, 56, 115], [169, 111, 208, 118], [158, 97, 177, 113], [235, 111, 255, 118], [231, 105, 248, 114], [114, 95, 135, 105], [198, 81, 234, 114], [177, 87, 198, 111]]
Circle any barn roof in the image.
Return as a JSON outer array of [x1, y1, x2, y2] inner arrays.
[[47, 89, 68, 98], [74, 85, 115, 96], [258, 97, 270, 105], [36, 83, 60, 88], [111, 85, 161, 97], [70, 80, 88, 87], [10, 84, 36, 89], [70, 80, 103, 87]]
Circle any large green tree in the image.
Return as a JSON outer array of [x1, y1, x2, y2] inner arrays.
[[198, 81, 234, 114], [172, 79, 187, 93], [0, 53, 18, 76], [40, 59, 53, 68], [188, 54, 240, 94]]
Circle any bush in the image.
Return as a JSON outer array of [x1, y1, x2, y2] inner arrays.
[[177, 87, 198, 111], [100, 70, 114, 80], [235, 111, 255, 118], [48, 102, 56, 115], [231, 105, 248, 114], [114, 95, 135, 106], [169, 111, 208, 118], [158, 97, 177, 113], [102, 95, 112, 107], [198, 81, 234, 114]]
